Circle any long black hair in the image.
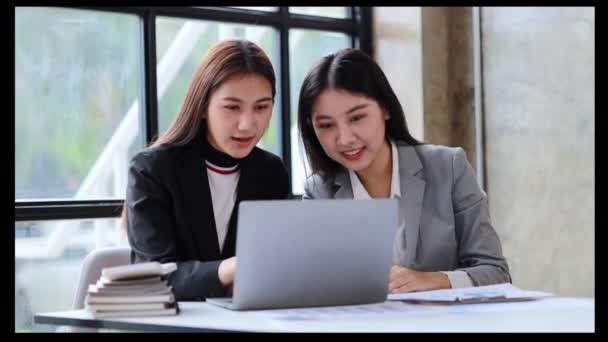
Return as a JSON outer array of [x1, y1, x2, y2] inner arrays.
[[297, 48, 422, 178]]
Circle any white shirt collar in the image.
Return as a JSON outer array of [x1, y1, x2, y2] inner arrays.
[[349, 140, 401, 199]]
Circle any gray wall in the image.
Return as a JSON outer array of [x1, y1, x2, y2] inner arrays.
[[481, 7, 594, 297], [421, 7, 478, 170], [374, 7, 594, 297]]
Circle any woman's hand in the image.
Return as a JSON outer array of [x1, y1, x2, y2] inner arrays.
[[218, 256, 237, 293], [389, 265, 451, 293]]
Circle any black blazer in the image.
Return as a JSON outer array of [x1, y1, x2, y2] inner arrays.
[[126, 136, 289, 301]]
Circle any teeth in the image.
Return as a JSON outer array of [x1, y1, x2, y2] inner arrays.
[[343, 148, 362, 156]]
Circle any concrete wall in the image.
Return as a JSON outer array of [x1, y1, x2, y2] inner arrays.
[[373, 7, 594, 297], [481, 7, 594, 297], [421, 7, 478, 170]]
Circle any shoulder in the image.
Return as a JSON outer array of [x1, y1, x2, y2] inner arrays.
[[403, 143, 468, 173], [303, 172, 335, 199], [395, 141, 470, 181], [411, 143, 463, 165], [247, 147, 287, 174], [248, 147, 284, 167], [129, 144, 182, 174], [247, 147, 290, 197], [304, 173, 330, 189]]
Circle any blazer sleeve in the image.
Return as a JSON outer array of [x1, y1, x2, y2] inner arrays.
[[451, 148, 512, 286], [126, 152, 226, 301]]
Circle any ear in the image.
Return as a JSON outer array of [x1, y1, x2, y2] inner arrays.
[[384, 113, 390, 120]]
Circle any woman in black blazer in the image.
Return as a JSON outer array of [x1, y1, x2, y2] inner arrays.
[[123, 40, 289, 301]]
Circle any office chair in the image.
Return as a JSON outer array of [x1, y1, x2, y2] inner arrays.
[[57, 246, 131, 332], [73, 246, 131, 309]]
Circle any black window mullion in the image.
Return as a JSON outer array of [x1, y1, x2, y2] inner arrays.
[[15, 201, 124, 221], [155, 6, 282, 28], [279, 7, 292, 192], [285, 14, 357, 34], [72, 6, 148, 16], [139, 9, 159, 146], [356, 7, 374, 58]]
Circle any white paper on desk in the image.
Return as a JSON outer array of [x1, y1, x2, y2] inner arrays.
[[387, 283, 554, 302], [257, 301, 429, 321]]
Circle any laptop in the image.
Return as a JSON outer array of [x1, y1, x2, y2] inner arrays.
[[206, 199, 399, 310]]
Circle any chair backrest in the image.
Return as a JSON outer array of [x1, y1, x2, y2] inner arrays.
[[73, 246, 131, 309]]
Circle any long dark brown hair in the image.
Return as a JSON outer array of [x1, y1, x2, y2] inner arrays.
[[120, 39, 276, 232], [153, 39, 276, 148], [297, 48, 422, 178]]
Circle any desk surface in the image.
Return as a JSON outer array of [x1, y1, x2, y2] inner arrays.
[[35, 297, 595, 333]]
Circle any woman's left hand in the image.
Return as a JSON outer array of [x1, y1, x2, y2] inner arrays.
[[389, 265, 451, 293]]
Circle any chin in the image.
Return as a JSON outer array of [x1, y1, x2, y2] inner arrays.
[[228, 147, 255, 159], [338, 158, 371, 172]]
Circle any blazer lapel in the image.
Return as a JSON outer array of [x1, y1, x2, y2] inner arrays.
[[176, 140, 221, 259], [397, 143, 426, 265], [221, 153, 258, 259], [333, 169, 353, 199]]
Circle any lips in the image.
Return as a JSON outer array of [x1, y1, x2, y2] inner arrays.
[[341, 147, 365, 161], [231, 136, 255, 148]]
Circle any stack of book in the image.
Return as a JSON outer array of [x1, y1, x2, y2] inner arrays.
[[85, 261, 179, 318]]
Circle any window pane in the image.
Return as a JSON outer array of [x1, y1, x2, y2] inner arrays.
[[156, 18, 281, 157], [289, 29, 351, 194], [289, 7, 350, 19], [15, 8, 142, 201], [15, 218, 126, 332]]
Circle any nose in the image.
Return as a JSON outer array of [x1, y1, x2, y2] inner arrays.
[[336, 124, 356, 146], [237, 111, 254, 132]]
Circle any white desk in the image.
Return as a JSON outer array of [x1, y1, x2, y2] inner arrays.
[[34, 297, 595, 332]]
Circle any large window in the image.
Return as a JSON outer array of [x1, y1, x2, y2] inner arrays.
[[15, 8, 142, 201], [15, 6, 371, 332]]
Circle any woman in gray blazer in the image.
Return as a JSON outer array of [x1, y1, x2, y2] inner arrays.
[[297, 48, 510, 293]]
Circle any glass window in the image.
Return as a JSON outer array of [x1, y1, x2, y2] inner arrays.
[[15, 218, 126, 332], [15, 8, 142, 201], [156, 18, 281, 157], [289, 7, 350, 19], [289, 29, 350, 194]]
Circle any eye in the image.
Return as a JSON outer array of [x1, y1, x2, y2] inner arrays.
[[316, 122, 334, 130], [224, 105, 239, 111], [351, 114, 366, 123], [255, 104, 270, 111]]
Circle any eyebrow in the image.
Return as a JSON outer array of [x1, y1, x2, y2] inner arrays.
[[314, 103, 370, 121], [222, 97, 272, 103]]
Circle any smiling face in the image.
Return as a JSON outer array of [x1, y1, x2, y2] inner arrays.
[[311, 88, 389, 173], [206, 73, 273, 159]]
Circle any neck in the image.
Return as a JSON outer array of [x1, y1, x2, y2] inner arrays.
[[204, 137, 240, 168], [356, 140, 392, 198]]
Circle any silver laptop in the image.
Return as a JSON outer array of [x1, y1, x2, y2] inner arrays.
[[206, 199, 399, 310]]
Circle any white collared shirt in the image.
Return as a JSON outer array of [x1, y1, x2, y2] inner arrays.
[[349, 140, 401, 201], [348, 141, 473, 289]]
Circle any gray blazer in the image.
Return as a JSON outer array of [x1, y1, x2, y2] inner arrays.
[[303, 141, 511, 286]]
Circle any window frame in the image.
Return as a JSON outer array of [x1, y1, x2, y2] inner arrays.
[[14, 6, 373, 221]]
